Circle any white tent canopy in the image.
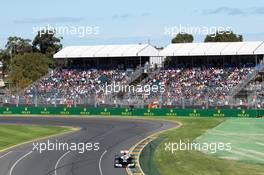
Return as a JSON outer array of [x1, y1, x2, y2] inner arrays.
[[160, 41, 264, 56], [255, 42, 264, 55], [54, 44, 159, 58]]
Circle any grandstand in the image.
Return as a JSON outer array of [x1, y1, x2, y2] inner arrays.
[[4, 44, 161, 107], [150, 41, 264, 108], [2, 42, 264, 109]]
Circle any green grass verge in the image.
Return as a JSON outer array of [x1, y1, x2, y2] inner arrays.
[[150, 117, 264, 175], [0, 124, 73, 150], [195, 118, 264, 164]]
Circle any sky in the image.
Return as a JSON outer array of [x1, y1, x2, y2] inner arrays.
[[0, 0, 263, 48]]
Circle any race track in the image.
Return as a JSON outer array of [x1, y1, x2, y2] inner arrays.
[[0, 116, 175, 175]]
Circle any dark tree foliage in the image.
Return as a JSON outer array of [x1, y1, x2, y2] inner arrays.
[[32, 29, 63, 58], [9, 53, 51, 90], [172, 33, 194, 43], [204, 31, 243, 42], [5, 36, 32, 55]]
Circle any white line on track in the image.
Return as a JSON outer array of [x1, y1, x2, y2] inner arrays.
[[99, 150, 107, 175], [0, 151, 12, 159], [54, 151, 71, 175], [9, 151, 32, 175]]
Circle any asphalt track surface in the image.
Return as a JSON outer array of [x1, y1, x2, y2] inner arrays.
[[0, 116, 176, 175]]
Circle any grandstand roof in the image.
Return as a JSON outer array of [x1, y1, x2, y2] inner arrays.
[[160, 41, 264, 56], [255, 42, 264, 55], [54, 44, 159, 58]]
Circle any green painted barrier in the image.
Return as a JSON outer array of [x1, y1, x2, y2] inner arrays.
[[0, 107, 263, 118]]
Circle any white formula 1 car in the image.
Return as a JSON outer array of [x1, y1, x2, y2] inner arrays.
[[114, 150, 136, 168]]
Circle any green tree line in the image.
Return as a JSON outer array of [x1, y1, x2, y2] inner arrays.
[[0, 29, 62, 91], [172, 30, 243, 43]]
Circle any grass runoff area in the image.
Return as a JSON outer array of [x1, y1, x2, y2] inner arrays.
[[143, 117, 264, 175], [0, 124, 72, 151]]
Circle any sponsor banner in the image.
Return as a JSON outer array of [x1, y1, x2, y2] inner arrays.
[[0, 107, 261, 118]]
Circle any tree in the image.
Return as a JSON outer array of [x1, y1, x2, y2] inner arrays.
[[204, 31, 243, 42], [32, 29, 62, 57], [5, 36, 32, 55], [9, 53, 51, 90], [172, 33, 194, 43], [1, 37, 33, 76], [0, 49, 10, 76]]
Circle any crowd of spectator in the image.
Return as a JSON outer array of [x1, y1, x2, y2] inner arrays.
[[124, 66, 255, 106], [247, 81, 264, 108], [21, 68, 132, 105], [11, 65, 256, 107]]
